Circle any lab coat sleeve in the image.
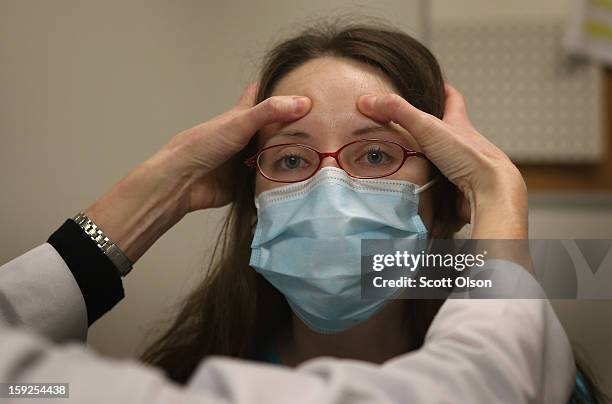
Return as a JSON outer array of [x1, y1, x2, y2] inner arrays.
[[0, 246, 574, 403], [0, 243, 88, 343], [188, 259, 575, 404]]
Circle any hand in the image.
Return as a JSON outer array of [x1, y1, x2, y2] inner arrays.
[[156, 82, 312, 211], [356, 85, 528, 239], [86, 83, 312, 263]]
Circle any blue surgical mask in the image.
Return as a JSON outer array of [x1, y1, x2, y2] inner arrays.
[[249, 167, 437, 334]]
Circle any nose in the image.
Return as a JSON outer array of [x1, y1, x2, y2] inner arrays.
[[319, 155, 341, 169]]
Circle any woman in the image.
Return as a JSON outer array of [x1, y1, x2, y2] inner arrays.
[[140, 22, 463, 374], [80, 20, 600, 402]]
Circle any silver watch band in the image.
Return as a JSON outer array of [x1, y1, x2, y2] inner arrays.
[[72, 211, 133, 277]]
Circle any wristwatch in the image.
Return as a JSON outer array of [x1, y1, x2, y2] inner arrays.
[[72, 211, 133, 277]]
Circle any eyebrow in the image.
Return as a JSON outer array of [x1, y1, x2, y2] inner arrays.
[[270, 124, 398, 139]]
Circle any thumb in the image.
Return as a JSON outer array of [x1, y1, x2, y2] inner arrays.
[[357, 93, 448, 151], [443, 84, 472, 128], [233, 95, 312, 139]]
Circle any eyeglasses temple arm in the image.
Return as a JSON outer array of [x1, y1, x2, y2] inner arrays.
[[244, 155, 257, 167]]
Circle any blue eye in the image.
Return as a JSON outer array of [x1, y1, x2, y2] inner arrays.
[[360, 147, 392, 165], [273, 153, 311, 171], [367, 149, 383, 164], [283, 154, 302, 169]]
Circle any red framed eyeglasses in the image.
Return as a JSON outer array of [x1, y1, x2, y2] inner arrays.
[[243, 138, 427, 183]]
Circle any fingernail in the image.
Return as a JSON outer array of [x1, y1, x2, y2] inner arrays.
[[292, 96, 309, 113]]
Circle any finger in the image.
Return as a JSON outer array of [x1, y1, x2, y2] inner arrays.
[[228, 95, 312, 142], [443, 84, 472, 127], [238, 81, 260, 108], [357, 93, 446, 149]]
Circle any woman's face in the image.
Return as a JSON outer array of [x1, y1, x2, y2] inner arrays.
[[255, 56, 434, 230]]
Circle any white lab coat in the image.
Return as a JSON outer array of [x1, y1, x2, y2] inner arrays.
[[0, 242, 575, 403]]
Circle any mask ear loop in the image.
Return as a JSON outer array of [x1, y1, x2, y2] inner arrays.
[[414, 176, 440, 194], [416, 177, 440, 250]]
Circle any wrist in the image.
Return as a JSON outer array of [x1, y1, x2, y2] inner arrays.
[[467, 167, 528, 239], [85, 148, 198, 264]]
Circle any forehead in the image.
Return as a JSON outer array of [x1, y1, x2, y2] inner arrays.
[[272, 56, 394, 101], [257, 56, 398, 143]]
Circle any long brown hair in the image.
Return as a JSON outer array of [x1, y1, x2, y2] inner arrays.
[[141, 17, 467, 384]]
